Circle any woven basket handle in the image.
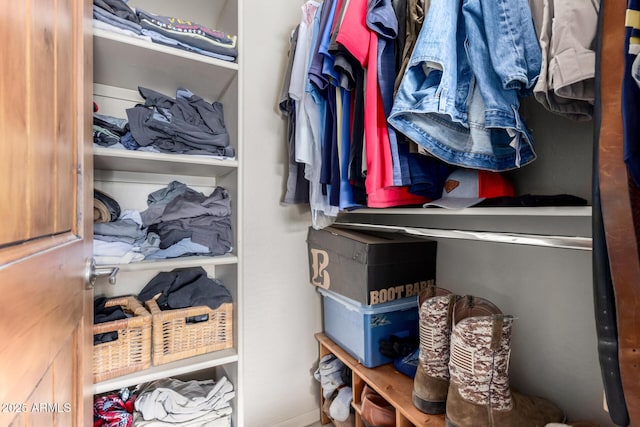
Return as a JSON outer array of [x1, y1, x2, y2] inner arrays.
[[145, 294, 163, 315], [104, 296, 149, 317]]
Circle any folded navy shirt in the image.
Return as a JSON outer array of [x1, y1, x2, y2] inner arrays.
[[138, 266, 233, 311], [136, 9, 238, 58], [476, 194, 588, 207]]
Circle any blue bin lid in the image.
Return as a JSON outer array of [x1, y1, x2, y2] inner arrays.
[[317, 287, 417, 314]]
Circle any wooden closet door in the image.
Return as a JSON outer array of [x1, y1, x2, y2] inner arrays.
[[0, 0, 93, 425]]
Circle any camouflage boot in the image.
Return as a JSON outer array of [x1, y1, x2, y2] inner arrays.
[[445, 296, 565, 427], [412, 286, 460, 414]]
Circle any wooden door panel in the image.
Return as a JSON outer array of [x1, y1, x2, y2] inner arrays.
[[0, 0, 29, 246], [27, 368, 54, 427], [3, 335, 75, 427], [28, 0, 57, 239], [0, 0, 78, 246], [52, 336, 74, 427], [55, 0, 75, 233], [0, 240, 84, 427]]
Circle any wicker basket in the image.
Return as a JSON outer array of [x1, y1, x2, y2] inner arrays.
[[146, 296, 233, 365], [93, 296, 152, 383]]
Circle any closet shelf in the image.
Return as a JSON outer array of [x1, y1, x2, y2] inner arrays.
[[346, 206, 592, 217], [93, 28, 238, 101], [94, 146, 238, 176], [334, 222, 592, 251], [93, 348, 238, 394], [339, 206, 592, 243], [98, 254, 239, 273]]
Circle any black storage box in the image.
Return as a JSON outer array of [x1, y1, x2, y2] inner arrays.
[[307, 226, 437, 306]]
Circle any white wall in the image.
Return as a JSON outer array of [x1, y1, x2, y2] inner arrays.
[[242, 2, 323, 426], [436, 239, 610, 426]]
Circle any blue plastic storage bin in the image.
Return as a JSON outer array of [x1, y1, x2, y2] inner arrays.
[[318, 288, 419, 368]]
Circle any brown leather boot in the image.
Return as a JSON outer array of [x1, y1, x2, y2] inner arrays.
[[361, 385, 395, 427], [445, 296, 565, 427], [413, 286, 460, 414]]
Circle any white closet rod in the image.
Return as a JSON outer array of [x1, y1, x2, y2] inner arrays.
[[333, 222, 592, 251]]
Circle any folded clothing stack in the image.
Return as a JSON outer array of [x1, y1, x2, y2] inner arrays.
[[126, 87, 234, 158], [93, 85, 235, 159], [136, 9, 238, 62], [93, 0, 143, 37], [140, 181, 233, 258], [92, 181, 234, 264], [92, 0, 237, 63], [93, 210, 146, 265], [133, 377, 234, 426], [94, 189, 121, 223]]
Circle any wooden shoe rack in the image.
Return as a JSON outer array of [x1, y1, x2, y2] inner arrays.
[[316, 333, 445, 427]]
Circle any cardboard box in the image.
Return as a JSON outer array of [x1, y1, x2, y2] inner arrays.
[[307, 226, 437, 305], [319, 288, 419, 368]]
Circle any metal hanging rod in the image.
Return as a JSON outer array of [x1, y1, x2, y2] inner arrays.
[[333, 222, 592, 251]]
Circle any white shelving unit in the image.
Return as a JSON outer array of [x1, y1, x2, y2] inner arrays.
[[96, 253, 240, 273], [93, 146, 239, 177], [91, 0, 243, 424], [94, 349, 239, 395]]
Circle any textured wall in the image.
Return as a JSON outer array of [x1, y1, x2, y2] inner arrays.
[[242, 2, 323, 426]]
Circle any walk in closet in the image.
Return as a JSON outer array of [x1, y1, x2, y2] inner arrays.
[[3, 0, 638, 426], [268, 0, 631, 426], [91, 0, 244, 425]]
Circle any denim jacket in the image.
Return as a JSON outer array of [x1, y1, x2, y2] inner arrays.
[[389, 0, 541, 171]]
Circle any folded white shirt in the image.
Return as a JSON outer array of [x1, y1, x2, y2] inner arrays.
[[133, 407, 231, 427], [135, 377, 235, 423], [93, 239, 144, 265]]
